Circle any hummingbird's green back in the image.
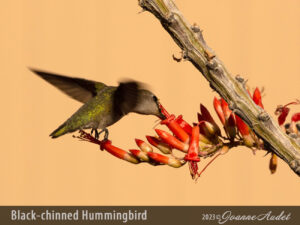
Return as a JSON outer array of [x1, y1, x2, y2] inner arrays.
[[50, 87, 120, 138]]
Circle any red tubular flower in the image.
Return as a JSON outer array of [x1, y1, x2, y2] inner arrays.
[[146, 135, 172, 154], [161, 103, 193, 135], [100, 140, 140, 164], [213, 97, 225, 125], [174, 115, 193, 135], [234, 115, 249, 136], [253, 87, 263, 108], [147, 152, 182, 168], [277, 107, 290, 126], [275, 100, 300, 126], [135, 138, 153, 152], [291, 112, 300, 123], [198, 121, 211, 137], [202, 121, 217, 137], [213, 97, 237, 140], [129, 149, 149, 162], [226, 113, 237, 140], [159, 103, 192, 139], [155, 129, 189, 152], [198, 104, 221, 138], [197, 113, 204, 122], [184, 126, 200, 162], [235, 115, 255, 147], [290, 112, 300, 133], [220, 98, 231, 119], [200, 104, 221, 135], [200, 104, 215, 123], [253, 87, 264, 109], [192, 122, 212, 144], [161, 114, 190, 143], [197, 121, 219, 144]]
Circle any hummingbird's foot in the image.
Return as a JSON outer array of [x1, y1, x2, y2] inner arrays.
[[91, 128, 109, 140], [91, 129, 100, 140], [99, 128, 109, 141]]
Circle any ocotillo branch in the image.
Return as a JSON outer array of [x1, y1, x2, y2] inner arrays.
[[138, 0, 300, 176]]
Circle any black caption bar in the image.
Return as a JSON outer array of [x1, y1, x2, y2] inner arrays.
[[0, 206, 299, 225]]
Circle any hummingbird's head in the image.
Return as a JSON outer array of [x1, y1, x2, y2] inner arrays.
[[133, 89, 166, 120]]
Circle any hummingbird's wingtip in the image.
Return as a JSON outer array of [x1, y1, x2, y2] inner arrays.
[[28, 67, 41, 75], [28, 67, 35, 72]]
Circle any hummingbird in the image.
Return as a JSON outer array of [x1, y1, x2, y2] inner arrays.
[[30, 68, 165, 139]]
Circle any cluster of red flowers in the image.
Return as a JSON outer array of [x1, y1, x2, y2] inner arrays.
[[75, 88, 300, 179], [275, 100, 300, 135]]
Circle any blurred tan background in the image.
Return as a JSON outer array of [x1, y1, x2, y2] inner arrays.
[[0, 0, 299, 205]]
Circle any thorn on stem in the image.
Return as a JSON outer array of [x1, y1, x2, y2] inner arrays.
[[166, 13, 175, 24], [258, 112, 270, 122], [235, 74, 244, 83], [191, 23, 206, 44], [137, 9, 146, 14], [172, 54, 182, 62], [206, 60, 217, 70], [191, 23, 201, 33], [204, 49, 215, 61]]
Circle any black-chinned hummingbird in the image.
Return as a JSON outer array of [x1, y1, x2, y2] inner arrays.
[[30, 68, 165, 139]]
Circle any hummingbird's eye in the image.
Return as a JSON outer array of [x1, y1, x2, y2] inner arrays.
[[152, 95, 158, 102]]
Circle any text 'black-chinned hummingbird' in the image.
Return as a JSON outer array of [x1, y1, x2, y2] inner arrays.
[[30, 68, 165, 139]]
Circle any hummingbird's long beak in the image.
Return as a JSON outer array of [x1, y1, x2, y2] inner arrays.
[[158, 102, 168, 120], [158, 112, 167, 120]]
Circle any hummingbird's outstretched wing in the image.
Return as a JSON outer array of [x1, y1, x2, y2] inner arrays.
[[30, 68, 107, 103]]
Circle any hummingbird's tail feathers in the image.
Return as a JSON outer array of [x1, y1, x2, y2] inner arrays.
[[29, 67, 107, 103], [50, 123, 68, 138]]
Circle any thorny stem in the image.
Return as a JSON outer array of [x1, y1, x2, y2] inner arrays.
[[138, 0, 300, 176]]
